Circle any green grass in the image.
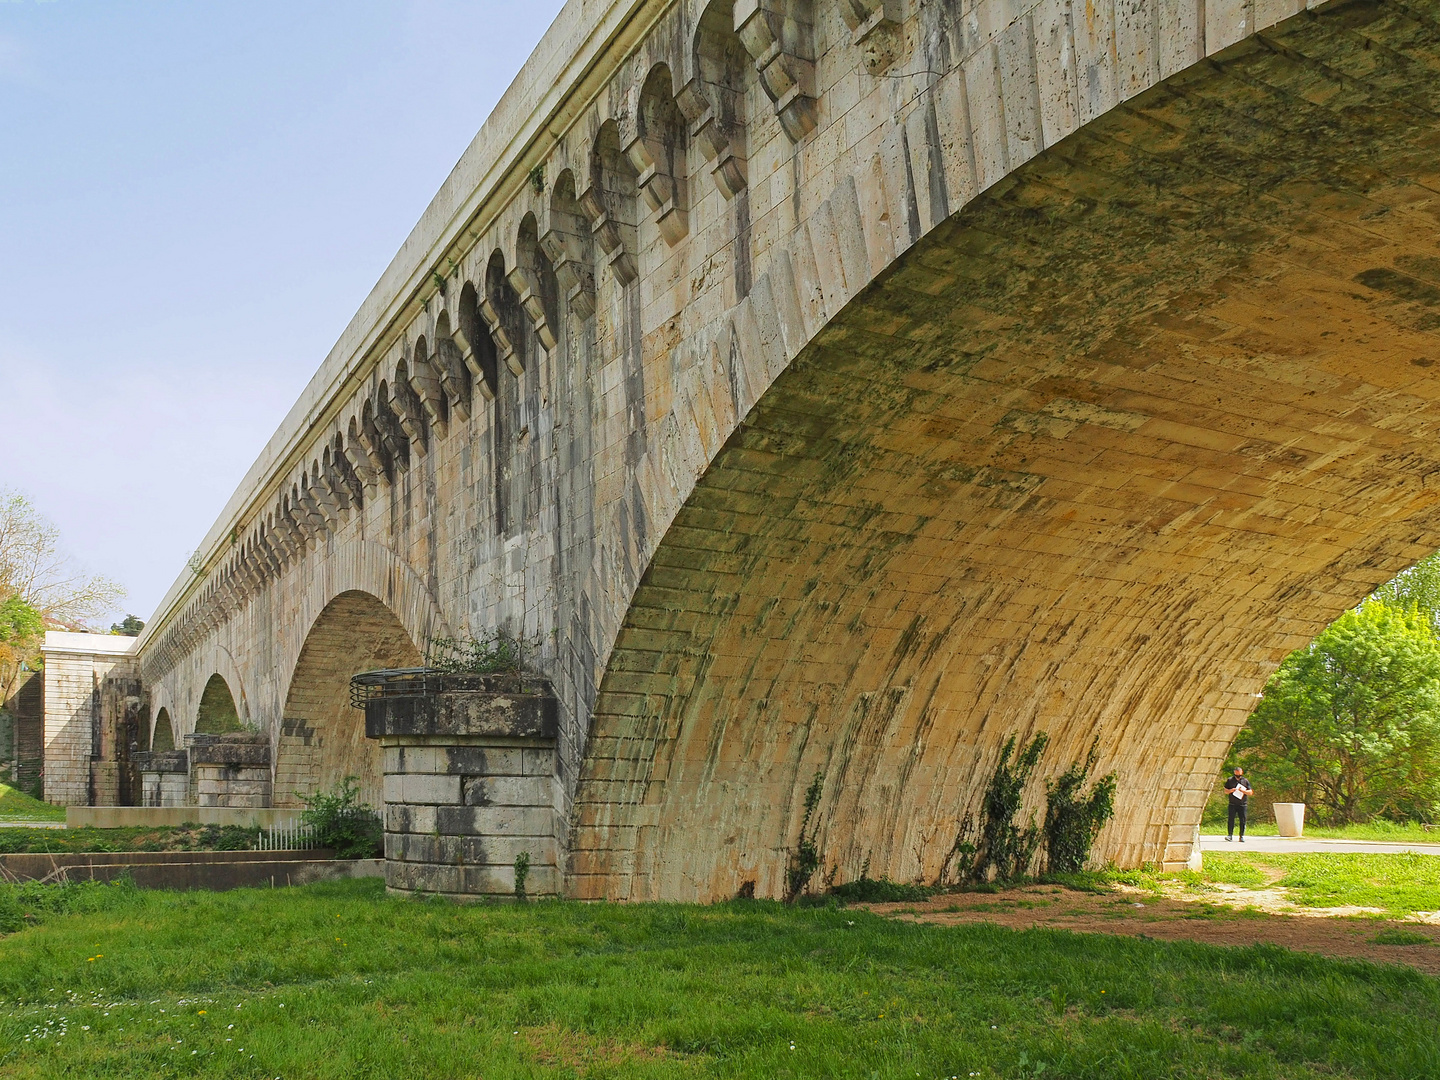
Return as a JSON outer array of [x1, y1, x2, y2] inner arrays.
[[0, 825, 266, 854], [1371, 929, 1433, 946], [1264, 853, 1440, 916], [1080, 854, 1440, 918], [0, 879, 1437, 1079], [0, 783, 65, 823], [1204, 821, 1440, 843]]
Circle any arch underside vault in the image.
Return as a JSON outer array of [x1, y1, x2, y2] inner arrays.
[[572, 9, 1440, 900], [275, 590, 423, 809]]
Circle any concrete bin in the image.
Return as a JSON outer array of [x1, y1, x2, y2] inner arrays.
[[1274, 802, 1306, 837]]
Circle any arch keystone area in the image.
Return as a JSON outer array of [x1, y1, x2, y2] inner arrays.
[[63, 0, 1440, 901]]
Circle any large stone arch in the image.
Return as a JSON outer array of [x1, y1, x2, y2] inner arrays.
[[184, 642, 252, 740], [271, 540, 444, 808], [571, 4, 1440, 900], [274, 590, 425, 808], [275, 539, 450, 703]]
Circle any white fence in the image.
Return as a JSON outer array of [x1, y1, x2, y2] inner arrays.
[[255, 818, 319, 851]]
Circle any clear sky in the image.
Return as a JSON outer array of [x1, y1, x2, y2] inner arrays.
[[0, 0, 566, 626]]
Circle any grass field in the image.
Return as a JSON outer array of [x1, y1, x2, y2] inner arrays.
[[0, 783, 65, 823], [0, 878, 1436, 1079], [1088, 852, 1440, 919]]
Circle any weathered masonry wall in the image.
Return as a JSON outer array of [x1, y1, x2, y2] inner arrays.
[[41, 632, 142, 807], [2, 673, 43, 796], [107, 0, 1440, 898]]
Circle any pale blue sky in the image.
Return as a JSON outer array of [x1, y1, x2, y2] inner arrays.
[[0, 0, 565, 623]]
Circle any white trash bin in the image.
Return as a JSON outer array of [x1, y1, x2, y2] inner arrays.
[[1274, 802, 1306, 838]]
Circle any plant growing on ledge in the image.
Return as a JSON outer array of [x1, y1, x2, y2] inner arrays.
[[426, 632, 525, 675], [784, 771, 826, 904], [1043, 741, 1117, 875], [301, 777, 383, 858]]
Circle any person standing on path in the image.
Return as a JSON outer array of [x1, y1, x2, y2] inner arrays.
[[1224, 767, 1253, 841]]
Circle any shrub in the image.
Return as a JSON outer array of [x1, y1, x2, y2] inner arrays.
[[974, 734, 1047, 882], [785, 772, 825, 903], [198, 824, 261, 851], [830, 877, 932, 903], [514, 851, 530, 901], [1043, 742, 1116, 875], [427, 633, 524, 675], [302, 777, 383, 858], [0, 876, 141, 935]]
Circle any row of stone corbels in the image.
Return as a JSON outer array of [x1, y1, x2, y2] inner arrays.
[[141, 0, 911, 674]]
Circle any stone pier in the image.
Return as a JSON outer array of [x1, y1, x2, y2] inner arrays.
[[362, 671, 560, 899], [188, 733, 272, 809], [134, 750, 190, 808]]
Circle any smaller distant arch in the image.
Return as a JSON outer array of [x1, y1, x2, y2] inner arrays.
[[484, 250, 526, 377], [430, 309, 473, 418], [628, 63, 690, 244], [194, 674, 244, 735], [152, 707, 175, 751], [542, 168, 596, 319], [511, 212, 559, 350]]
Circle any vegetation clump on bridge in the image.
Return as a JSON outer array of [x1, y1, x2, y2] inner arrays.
[[424, 632, 526, 676]]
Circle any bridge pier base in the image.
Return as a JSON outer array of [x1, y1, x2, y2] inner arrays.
[[187, 734, 272, 808], [363, 673, 561, 900], [134, 750, 189, 808]]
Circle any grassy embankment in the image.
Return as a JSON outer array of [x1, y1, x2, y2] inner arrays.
[[0, 824, 267, 855], [1083, 852, 1440, 919], [0, 783, 65, 823], [0, 877, 1437, 1079]]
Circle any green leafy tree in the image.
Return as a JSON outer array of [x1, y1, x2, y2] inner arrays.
[[1371, 551, 1440, 633], [0, 595, 44, 705], [1236, 602, 1440, 824], [110, 615, 144, 637]]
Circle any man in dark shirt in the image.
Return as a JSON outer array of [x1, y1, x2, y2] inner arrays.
[[1224, 767, 1253, 841]]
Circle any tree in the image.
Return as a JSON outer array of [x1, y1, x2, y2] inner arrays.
[[0, 595, 44, 706], [0, 488, 124, 702], [1236, 601, 1440, 825], [110, 615, 145, 636], [0, 489, 123, 625], [1371, 550, 1440, 634]]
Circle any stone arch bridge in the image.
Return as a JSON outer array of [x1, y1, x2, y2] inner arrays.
[[51, 0, 1440, 900]]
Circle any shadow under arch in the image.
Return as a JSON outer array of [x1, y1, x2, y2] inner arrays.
[[571, 13, 1440, 901], [151, 707, 175, 752], [195, 674, 244, 735], [274, 589, 424, 809]]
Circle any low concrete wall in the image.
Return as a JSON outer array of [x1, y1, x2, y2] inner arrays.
[[67, 806, 309, 829], [0, 849, 384, 890]]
